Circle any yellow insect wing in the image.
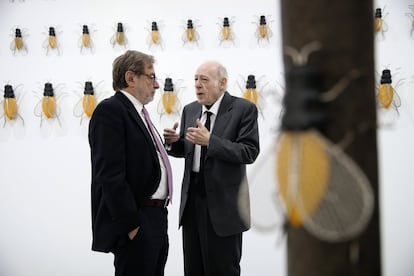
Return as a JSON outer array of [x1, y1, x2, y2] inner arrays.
[[15, 37, 24, 50], [116, 32, 124, 45], [151, 31, 159, 44], [378, 83, 394, 108], [82, 94, 97, 118], [186, 29, 195, 42], [82, 34, 91, 48], [162, 92, 176, 114], [4, 98, 18, 120], [222, 27, 231, 40], [374, 18, 383, 32], [276, 131, 330, 227], [42, 96, 56, 118], [243, 88, 258, 105], [259, 25, 267, 38]]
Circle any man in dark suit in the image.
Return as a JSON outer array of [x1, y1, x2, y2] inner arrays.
[[164, 61, 260, 276], [89, 50, 172, 276]]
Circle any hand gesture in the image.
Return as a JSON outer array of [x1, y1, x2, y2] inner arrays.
[[186, 119, 211, 146], [163, 122, 179, 144]]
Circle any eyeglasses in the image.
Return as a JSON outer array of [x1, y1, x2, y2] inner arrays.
[[141, 73, 157, 84]]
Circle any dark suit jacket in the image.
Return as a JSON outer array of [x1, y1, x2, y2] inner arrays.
[[168, 91, 260, 237], [89, 91, 161, 253]]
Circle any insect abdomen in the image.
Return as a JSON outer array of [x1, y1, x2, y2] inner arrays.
[[162, 92, 176, 114]]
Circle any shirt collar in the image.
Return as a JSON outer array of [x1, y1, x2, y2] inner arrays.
[[202, 92, 225, 115], [119, 90, 144, 112]]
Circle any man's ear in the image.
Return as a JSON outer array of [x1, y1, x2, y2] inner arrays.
[[125, 71, 136, 87], [219, 77, 227, 90]]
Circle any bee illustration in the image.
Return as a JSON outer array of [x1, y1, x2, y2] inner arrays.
[[218, 17, 236, 47], [73, 81, 101, 125], [79, 24, 96, 53], [42, 26, 61, 55], [376, 68, 405, 126], [147, 21, 164, 50], [374, 7, 388, 40], [151, 21, 160, 45], [237, 74, 268, 118], [182, 19, 200, 47], [157, 77, 183, 123], [253, 15, 273, 45], [1, 84, 24, 127], [377, 69, 401, 113], [279, 43, 373, 242], [10, 27, 28, 55], [110, 22, 128, 48], [243, 75, 259, 105], [244, 42, 373, 243], [34, 82, 63, 127]]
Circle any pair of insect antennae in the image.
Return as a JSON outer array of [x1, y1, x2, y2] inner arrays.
[[284, 41, 322, 66], [284, 41, 362, 102]]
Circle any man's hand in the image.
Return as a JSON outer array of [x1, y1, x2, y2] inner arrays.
[[186, 119, 210, 146], [163, 122, 179, 144], [128, 227, 139, 240]]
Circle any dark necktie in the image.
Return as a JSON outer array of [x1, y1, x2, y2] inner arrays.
[[142, 106, 173, 201], [197, 111, 212, 197], [200, 111, 212, 168]]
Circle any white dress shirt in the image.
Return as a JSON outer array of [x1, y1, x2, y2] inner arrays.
[[120, 90, 168, 200], [192, 92, 225, 172]]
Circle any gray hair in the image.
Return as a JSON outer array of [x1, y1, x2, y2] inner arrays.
[[215, 62, 228, 91], [112, 50, 155, 90]]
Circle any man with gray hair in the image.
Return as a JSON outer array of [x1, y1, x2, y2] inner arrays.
[[89, 50, 172, 276], [164, 60, 260, 276]]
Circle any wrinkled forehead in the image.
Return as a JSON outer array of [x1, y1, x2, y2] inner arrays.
[[195, 63, 217, 79]]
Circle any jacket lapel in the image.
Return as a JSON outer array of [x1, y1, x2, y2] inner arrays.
[[212, 91, 232, 137], [114, 91, 157, 151]]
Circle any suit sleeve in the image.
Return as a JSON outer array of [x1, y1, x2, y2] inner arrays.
[[208, 101, 260, 164]]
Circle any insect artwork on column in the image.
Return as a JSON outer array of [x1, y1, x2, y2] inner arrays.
[[242, 41, 374, 244]]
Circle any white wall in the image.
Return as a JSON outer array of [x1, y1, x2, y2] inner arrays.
[[374, 1, 414, 276], [1, 0, 414, 276], [0, 0, 285, 276]]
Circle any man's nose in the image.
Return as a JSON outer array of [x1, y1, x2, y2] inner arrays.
[[153, 79, 160, 89]]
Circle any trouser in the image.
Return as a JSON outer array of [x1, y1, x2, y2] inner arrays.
[[112, 206, 169, 276], [182, 172, 242, 276]]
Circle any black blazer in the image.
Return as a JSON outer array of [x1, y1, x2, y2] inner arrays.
[[89, 91, 161, 253], [168, 92, 260, 236]]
